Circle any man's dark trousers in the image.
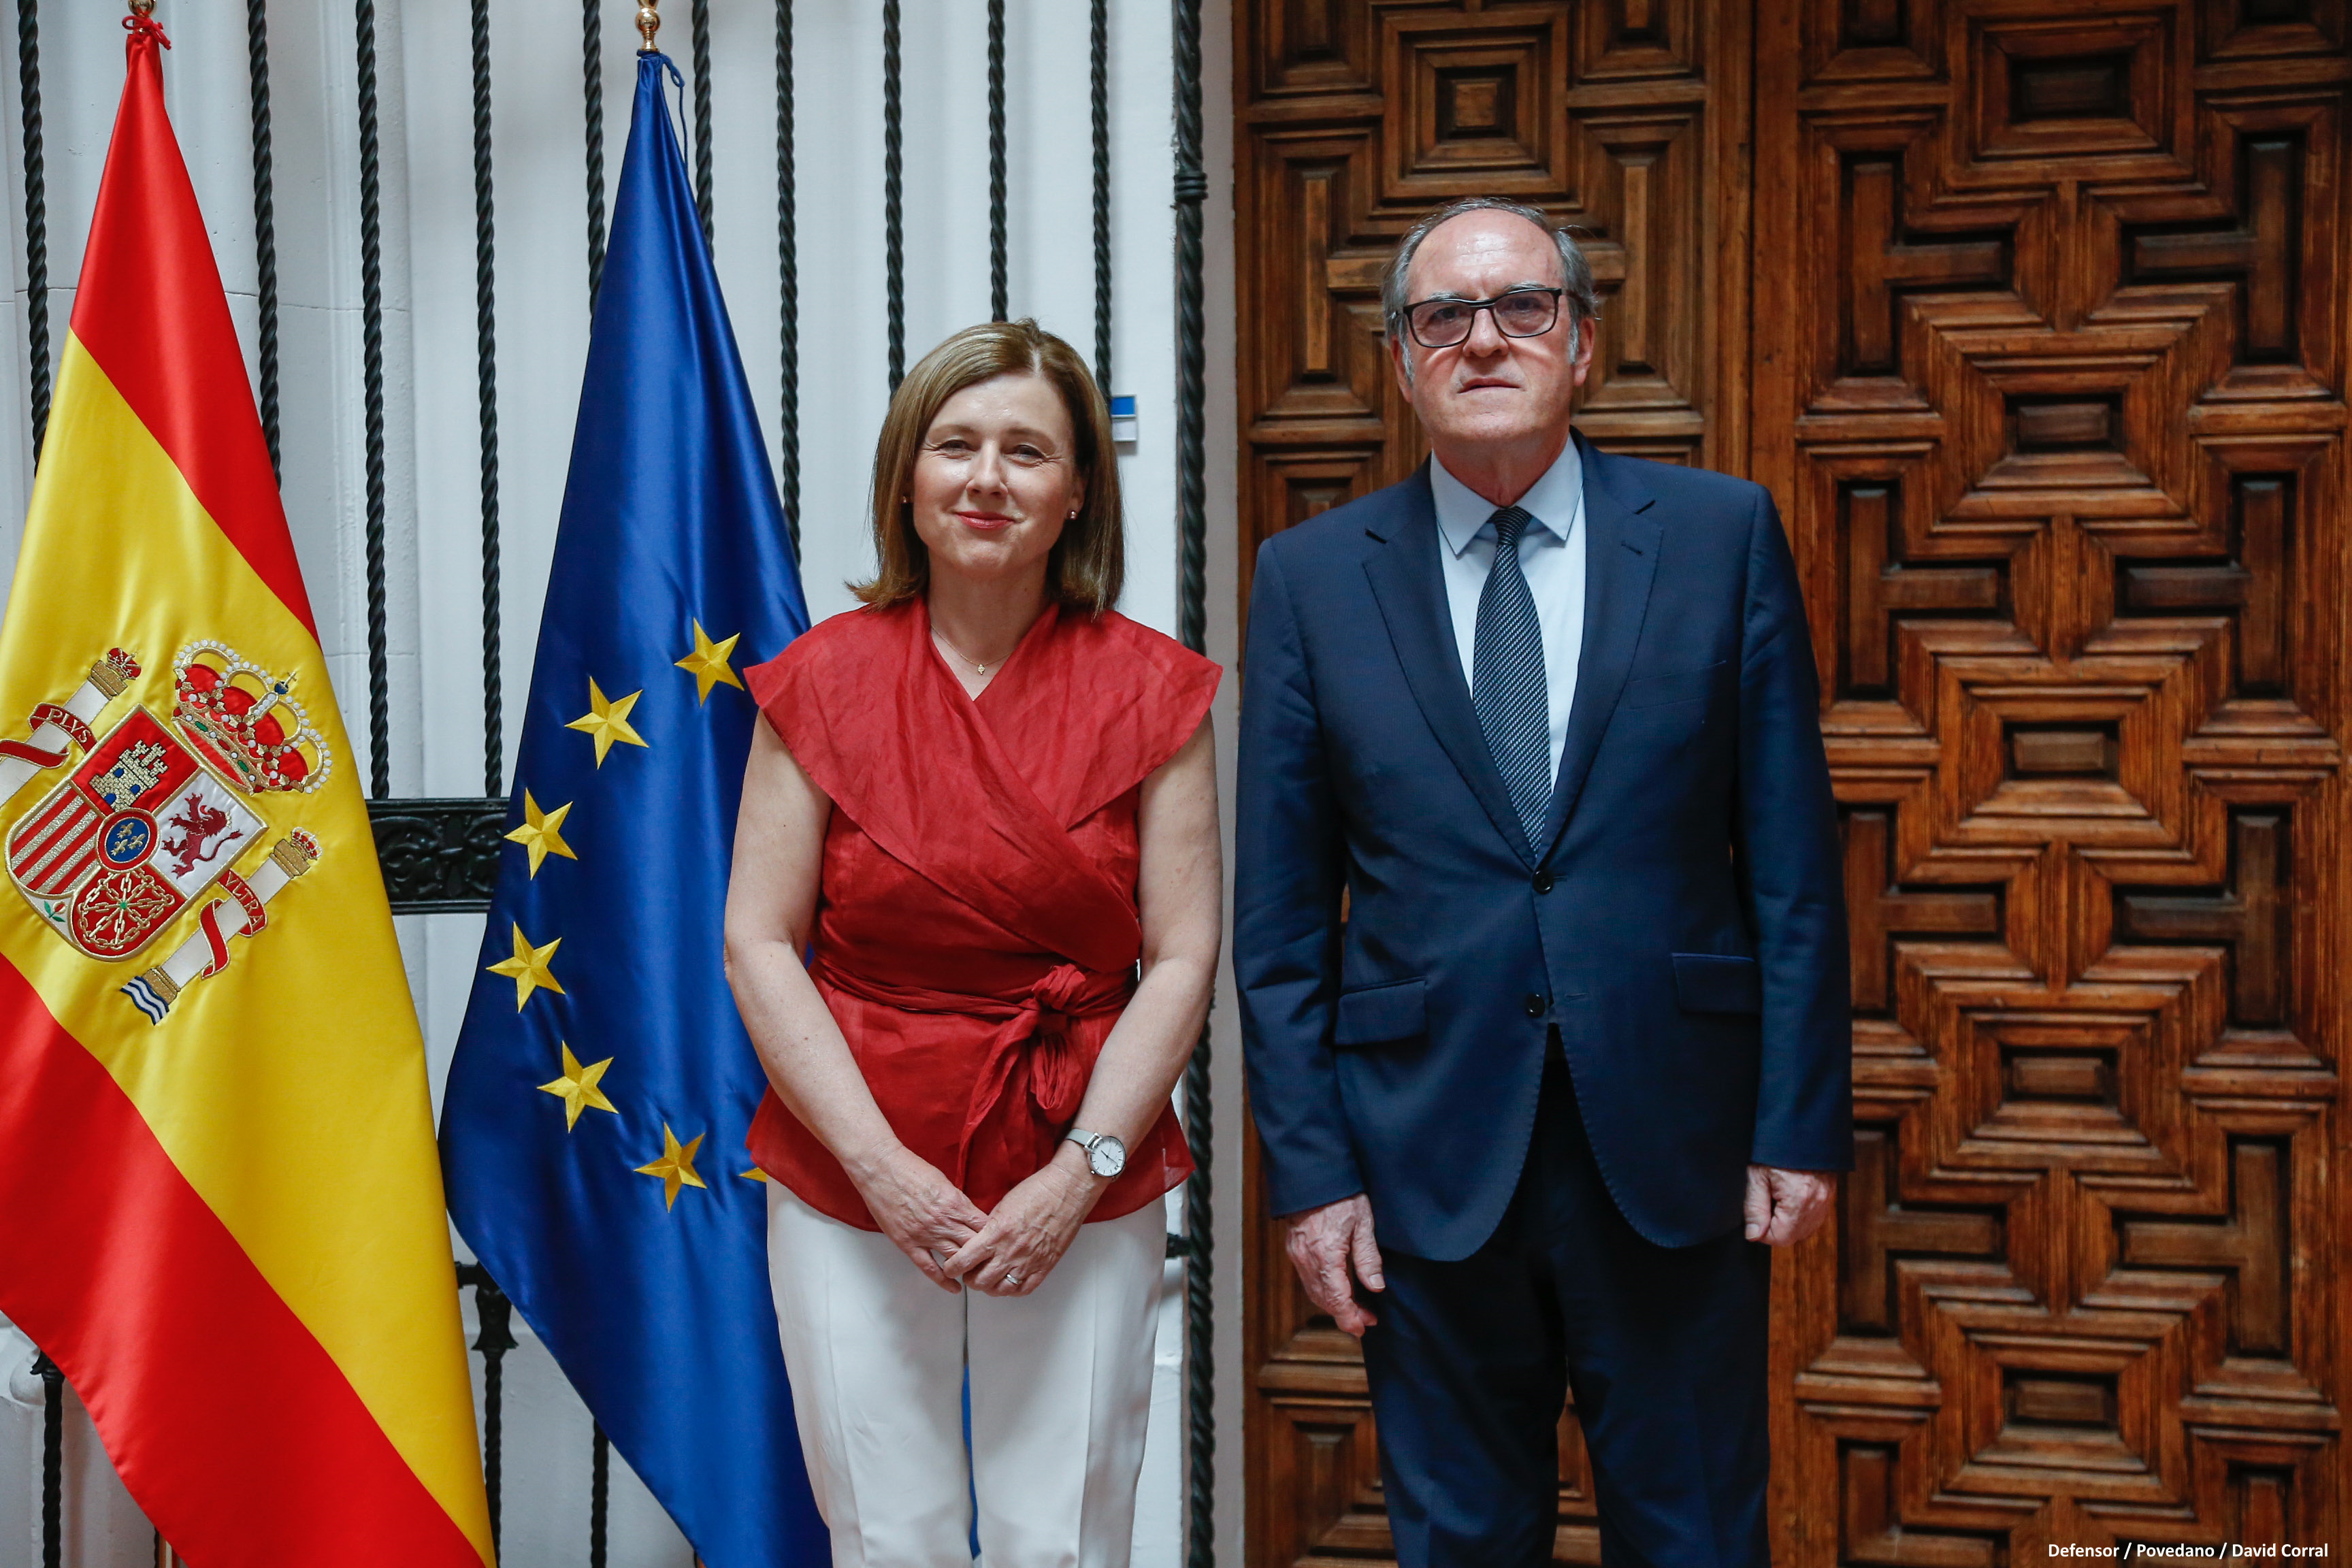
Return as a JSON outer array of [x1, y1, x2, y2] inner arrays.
[[1360, 1043, 1769, 1568]]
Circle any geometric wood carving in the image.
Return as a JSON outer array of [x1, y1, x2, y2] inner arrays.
[[2115, 812, 2291, 1028], [1755, 0, 2349, 1558], [1241, 1, 2351, 1561], [1840, 1127, 2003, 1334], [2118, 1139, 2289, 1356]]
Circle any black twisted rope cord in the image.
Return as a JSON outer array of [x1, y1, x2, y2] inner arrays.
[[457, 1264, 519, 1553], [774, 0, 798, 557], [589, 1423, 610, 1568], [35, 1350, 59, 1568], [1181, 1027, 1215, 1567], [582, 0, 607, 312], [690, 0, 713, 246], [480, 1339, 506, 1549], [17, 0, 49, 459], [1172, 19, 1208, 657], [881, 0, 903, 391], [246, 0, 280, 480], [1090, 0, 1111, 392], [1171, 0, 1213, 1554], [987, 0, 1007, 322], [471, 0, 502, 798], [357, 0, 391, 800]]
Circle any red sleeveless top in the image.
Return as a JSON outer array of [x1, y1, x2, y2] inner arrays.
[[742, 597, 1220, 1229]]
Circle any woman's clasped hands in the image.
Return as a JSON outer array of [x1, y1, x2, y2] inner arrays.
[[850, 1141, 1101, 1298]]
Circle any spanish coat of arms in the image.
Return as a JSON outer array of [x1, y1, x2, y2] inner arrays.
[[0, 641, 327, 1021]]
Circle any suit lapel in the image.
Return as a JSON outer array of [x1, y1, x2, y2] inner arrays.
[[1540, 436, 1661, 858], [1360, 468, 1535, 866]]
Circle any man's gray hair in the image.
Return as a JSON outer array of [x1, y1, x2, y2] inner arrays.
[[1379, 196, 1601, 346]]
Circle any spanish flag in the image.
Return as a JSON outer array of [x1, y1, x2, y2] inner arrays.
[[0, 17, 491, 1565]]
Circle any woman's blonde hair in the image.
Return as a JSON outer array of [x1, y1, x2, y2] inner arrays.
[[855, 319, 1124, 611]]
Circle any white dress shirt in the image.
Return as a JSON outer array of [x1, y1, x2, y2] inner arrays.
[[1429, 439, 1588, 777]]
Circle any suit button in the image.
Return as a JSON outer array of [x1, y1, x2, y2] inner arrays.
[[1532, 870, 1554, 894], [1522, 993, 1546, 1019]]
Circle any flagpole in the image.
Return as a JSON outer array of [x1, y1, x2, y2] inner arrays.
[[587, 0, 632, 1494], [579, 37, 648, 1564]]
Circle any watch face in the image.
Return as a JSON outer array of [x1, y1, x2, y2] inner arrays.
[[1088, 1136, 1126, 1178]]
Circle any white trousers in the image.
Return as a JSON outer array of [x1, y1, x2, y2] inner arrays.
[[767, 1185, 1165, 1568]]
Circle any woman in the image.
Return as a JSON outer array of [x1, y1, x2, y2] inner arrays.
[[724, 320, 1221, 1568]]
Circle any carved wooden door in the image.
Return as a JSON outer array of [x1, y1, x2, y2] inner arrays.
[[1232, 3, 1752, 1563], [1752, 0, 2349, 1560], [1234, 1, 2349, 1564]]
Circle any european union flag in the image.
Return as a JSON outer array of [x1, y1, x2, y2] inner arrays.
[[440, 52, 825, 1568]]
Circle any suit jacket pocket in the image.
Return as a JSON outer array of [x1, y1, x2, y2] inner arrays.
[[1620, 660, 1729, 710], [1333, 977, 1428, 1047], [1671, 953, 1763, 1015]]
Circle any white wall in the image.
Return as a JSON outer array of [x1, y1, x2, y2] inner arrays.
[[0, 0, 1246, 1563]]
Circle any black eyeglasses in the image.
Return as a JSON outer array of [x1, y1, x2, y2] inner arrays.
[[1403, 287, 1564, 349]]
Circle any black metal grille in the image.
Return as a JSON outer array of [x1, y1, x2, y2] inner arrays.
[[988, 0, 1009, 323], [688, 0, 713, 245], [356, 0, 391, 802], [774, 0, 798, 559], [1171, 2, 1215, 1561], [13, 4, 1211, 1560], [580, 0, 607, 311], [15, 0, 46, 459], [472, 0, 504, 799], [368, 798, 510, 910], [245, 0, 280, 480], [454, 1263, 518, 1552], [881, 0, 904, 392]]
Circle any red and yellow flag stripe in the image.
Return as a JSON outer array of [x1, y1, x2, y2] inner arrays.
[[0, 23, 490, 1565]]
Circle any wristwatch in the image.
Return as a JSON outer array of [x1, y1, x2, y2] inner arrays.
[[1065, 1128, 1127, 1179]]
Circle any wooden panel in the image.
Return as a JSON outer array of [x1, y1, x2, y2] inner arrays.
[[1235, 0, 2349, 1561], [1232, 3, 1748, 1563], [1754, 0, 2349, 1561]]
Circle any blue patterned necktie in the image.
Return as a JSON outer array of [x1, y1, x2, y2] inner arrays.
[[1472, 504, 1552, 847]]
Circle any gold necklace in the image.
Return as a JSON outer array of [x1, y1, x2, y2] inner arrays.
[[932, 627, 999, 678]]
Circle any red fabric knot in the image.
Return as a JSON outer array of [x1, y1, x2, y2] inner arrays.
[[1022, 963, 1100, 1125], [958, 962, 1130, 1164], [803, 955, 1133, 1188], [122, 14, 172, 50]]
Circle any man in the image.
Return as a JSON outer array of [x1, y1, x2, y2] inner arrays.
[[1235, 196, 1851, 1568]]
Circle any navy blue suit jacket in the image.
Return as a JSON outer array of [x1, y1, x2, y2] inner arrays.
[[1235, 436, 1852, 1259]]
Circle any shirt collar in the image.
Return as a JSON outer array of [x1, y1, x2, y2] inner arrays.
[[1429, 436, 1585, 559]]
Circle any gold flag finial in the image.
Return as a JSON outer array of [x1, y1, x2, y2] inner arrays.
[[636, 0, 660, 52], [128, 0, 155, 16]]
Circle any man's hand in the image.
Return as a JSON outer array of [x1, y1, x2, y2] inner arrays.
[[1744, 1165, 1835, 1245], [1282, 1194, 1385, 1337]]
